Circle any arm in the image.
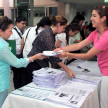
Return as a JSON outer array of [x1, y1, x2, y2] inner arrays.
[[59, 47, 100, 60], [0, 46, 47, 68], [55, 38, 92, 52], [55, 38, 61, 48], [58, 61, 75, 78], [20, 37, 24, 52]]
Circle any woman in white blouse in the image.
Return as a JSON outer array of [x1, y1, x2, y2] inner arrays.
[[55, 23, 80, 64], [55, 23, 80, 48]]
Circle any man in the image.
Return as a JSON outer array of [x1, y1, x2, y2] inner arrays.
[[9, 16, 26, 89], [9, 16, 26, 56], [82, 21, 88, 30]]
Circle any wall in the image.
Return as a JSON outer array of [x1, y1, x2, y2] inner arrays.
[[34, 0, 58, 7], [57, 2, 65, 17], [0, 0, 3, 8]]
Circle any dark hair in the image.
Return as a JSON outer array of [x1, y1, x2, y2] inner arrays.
[[50, 15, 67, 26], [36, 17, 51, 35], [70, 14, 85, 25], [85, 21, 88, 24], [65, 23, 80, 45], [86, 23, 96, 32], [0, 16, 12, 31], [16, 16, 26, 23], [93, 5, 108, 26]]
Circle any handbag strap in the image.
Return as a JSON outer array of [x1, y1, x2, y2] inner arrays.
[[21, 28, 31, 53], [14, 27, 22, 39]]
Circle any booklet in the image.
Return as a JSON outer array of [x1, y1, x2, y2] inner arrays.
[[40, 50, 63, 56]]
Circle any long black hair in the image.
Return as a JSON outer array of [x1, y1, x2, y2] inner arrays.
[[70, 14, 85, 25], [35, 17, 51, 35], [65, 23, 80, 45]]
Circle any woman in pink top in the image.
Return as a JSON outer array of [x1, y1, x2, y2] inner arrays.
[[54, 5, 108, 108]]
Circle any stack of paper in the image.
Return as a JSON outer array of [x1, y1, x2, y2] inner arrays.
[[32, 68, 66, 88]]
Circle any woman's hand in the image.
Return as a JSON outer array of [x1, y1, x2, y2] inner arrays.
[[53, 48, 61, 52], [35, 53, 48, 60], [56, 52, 67, 58], [67, 70, 75, 78]]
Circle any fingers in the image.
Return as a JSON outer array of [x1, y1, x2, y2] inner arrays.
[[53, 48, 61, 52], [68, 71, 76, 78]]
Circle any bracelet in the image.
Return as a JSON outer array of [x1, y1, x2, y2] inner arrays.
[[30, 57, 34, 62], [60, 47, 63, 50], [66, 52, 69, 59]]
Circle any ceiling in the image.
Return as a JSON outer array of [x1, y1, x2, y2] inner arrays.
[[55, 0, 108, 9]]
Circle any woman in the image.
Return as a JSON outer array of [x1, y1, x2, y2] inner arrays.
[[69, 14, 85, 45], [55, 23, 80, 48], [21, 17, 51, 58], [55, 23, 80, 65], [28, 15, 75, 78], [0, 16, 46, 107], [54, 5, 108, 108]]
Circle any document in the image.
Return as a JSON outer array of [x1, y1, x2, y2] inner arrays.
[[47, 81, 96, 108], [10, 86, 55, 101], [75, 74, 102, 84]]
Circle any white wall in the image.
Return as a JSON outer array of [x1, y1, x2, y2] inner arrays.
[[33, 17, 43, 26], [0, 0, 3, 7]]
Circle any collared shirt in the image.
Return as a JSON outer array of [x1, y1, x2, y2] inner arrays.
[[87, 29, 108, 76], [9, 26, 26, 54], [0, 37, 29, 93], [23, 26, 45, 58], [28, 26, 62, 67]]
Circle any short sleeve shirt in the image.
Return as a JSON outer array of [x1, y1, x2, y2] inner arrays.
[[87, 29, 108, 76], [56, 33, 67, 47]]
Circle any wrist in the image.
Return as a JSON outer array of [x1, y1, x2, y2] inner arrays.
[[60, 47, 63, 51], [30, 57, 34, 62]]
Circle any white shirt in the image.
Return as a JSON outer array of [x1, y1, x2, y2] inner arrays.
[[23, 26, 45, 58], [8, 26, 25, 54], [56, 33, 68, 64], [56, 33, 67, 47]]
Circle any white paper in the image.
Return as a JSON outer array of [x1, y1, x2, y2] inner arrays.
[[75, 74, 102, 84], [10, 86, 55, 101], [47, 81, 96, 108], [40, 50, 63, 56]]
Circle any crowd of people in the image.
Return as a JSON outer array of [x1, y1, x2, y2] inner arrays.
[[0, 5, 108, 108]]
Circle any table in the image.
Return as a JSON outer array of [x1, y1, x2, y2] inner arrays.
[[2, 60, 101, 108]]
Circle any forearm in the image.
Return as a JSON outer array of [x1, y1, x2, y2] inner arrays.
[[30, 54, 39, 62], [68, 53, 90, 60], [57, 61, 75, 78], [62, 43, 80, 52], [58, 62, 72, 73]]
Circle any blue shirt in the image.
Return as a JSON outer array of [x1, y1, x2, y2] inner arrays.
[[0, 37, 29, 93]]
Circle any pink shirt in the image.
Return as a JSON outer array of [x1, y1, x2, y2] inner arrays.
[[87, 29, 108, 76]]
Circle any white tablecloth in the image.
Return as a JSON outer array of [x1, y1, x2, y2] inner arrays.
[[2, 60, 101, 108]]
